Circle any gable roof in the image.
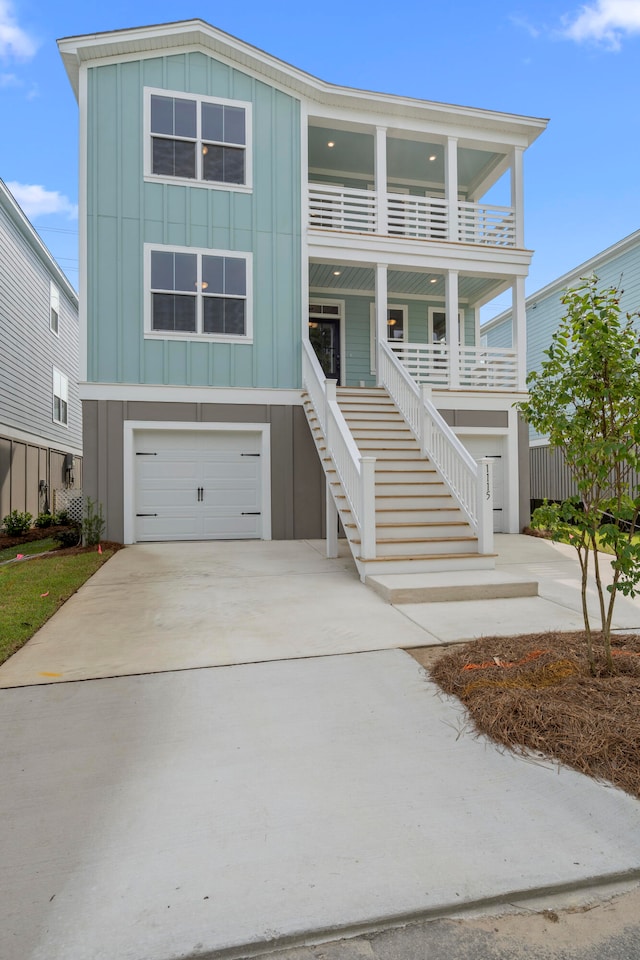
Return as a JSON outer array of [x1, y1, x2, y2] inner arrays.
[[483, 227, 640, 332], [0, 179, 78, 305], [58, 19, 547, 146]]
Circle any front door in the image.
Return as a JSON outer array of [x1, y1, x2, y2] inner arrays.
[[309, 317, 341, 381]]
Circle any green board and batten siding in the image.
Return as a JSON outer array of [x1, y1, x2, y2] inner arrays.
[[86, 52, 301, 389]]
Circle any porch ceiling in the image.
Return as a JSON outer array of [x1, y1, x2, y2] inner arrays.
[[309, 263, 504, 305], [308, 126, 504, 191]]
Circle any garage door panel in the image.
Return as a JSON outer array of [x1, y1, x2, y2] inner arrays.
[[134, 429, 263, 542]]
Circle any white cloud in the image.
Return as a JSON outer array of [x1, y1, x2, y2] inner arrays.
[[564, 0, 640, 49], [6, 182, 78, 220], [0, 0, 37, 60]]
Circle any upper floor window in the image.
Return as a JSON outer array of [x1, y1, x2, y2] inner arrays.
[[145, 88, 252, 190], [50, 282, 60, 335], [144, 244, 253, 344], [53, 368, 68, 425]]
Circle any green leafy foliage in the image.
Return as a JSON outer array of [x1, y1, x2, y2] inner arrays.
[[2, 510, 33, 536], [521, 278, 640, 673], [34, 512, 56, 529], [54, 525, 82, 549], [81, 498, 105, 547]]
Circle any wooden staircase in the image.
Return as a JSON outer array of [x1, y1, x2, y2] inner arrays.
[[304, 385, 496, 579]]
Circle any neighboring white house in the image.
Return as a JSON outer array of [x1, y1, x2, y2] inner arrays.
[[58, 19, 547, 575], [483, 228, 640, 504], [0, 179, 82, 521]]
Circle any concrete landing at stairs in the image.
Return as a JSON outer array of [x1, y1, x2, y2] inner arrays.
[[367, 569, 538, 604]]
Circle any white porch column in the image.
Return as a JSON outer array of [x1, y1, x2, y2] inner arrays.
[[512, 276, 527, 391], [445, 269, 460, 389], [326, 478, 339, 558], [375, 263, 388, 386], [511, 146, 525, 248], [445, 136, 459, 242], [375, 126, 388, 235]]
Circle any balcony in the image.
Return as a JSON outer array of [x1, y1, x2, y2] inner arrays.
[[308, 184, 517, 248], [390, 342, 519, 392]]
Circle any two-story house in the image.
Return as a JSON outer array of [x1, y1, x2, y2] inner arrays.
[[483, 228, 640, 508], [0, 179, 82, 522], [58, 19, 546, 578]]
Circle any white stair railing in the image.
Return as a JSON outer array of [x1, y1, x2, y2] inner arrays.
[[378, 340, 494, 554], [302, 341, 377, 560]]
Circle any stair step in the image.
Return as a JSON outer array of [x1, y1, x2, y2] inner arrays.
[[351, 537, 478, 559], [356, 552, 490, 564], [367, 571, 538, 604]]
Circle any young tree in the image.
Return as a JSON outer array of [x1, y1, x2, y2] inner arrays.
[[519, 277, 640, 673]]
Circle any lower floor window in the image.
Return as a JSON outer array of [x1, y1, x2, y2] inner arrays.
[[53, 368, 68, 425], [146, 245, 251, 341]]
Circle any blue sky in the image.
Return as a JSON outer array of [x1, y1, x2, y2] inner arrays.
[[1, 0, 639, 313]]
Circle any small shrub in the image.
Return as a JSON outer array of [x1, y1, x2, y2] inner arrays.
[[82, 498, 105, 547], [3, 510, 33, 536], [54, 524, 81, 549], [55, 509, 69, 524], [34, 512, 56, 529]]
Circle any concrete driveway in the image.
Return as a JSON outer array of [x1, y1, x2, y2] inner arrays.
[[1, 535, 640, 960]]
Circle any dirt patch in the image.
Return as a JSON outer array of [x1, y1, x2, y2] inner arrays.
[[421, 631, 640, 800]]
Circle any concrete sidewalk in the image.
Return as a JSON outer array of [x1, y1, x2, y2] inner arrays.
[[2, 649, 640, 960], [2, 534, 640, 688]]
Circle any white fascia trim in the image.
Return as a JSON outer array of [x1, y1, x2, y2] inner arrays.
[[78, 62, 88, 381], [307, 234, 533, 273], [529, 437, 550, 447], [433, 391, 526, 410], [79, 383, 303, 405], [451, 425, 509, 435], [123, 419, 272, 545], [0, 423, 83, 456]]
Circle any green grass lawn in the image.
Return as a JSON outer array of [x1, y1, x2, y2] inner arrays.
[[0, 550, 114, 665], [0, 537, 58, 563]]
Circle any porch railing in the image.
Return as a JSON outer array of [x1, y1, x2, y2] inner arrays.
[[308, 184, 376, 233], [302, 341, 377, 559], [378, 340, 493, 554], [308, 184, 516, 248], [390, 343, 519, 392]]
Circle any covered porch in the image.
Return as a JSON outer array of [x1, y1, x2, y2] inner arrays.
[[307, 261, 527, 393]]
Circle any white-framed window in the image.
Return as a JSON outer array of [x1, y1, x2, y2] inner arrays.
[[369, 304, 408, 374], [144, 244, 253, 343], [428, 306, 465, 345], [53, 368, 68, 425], [144, 87, 252, 191], [50, 282, 60, 335]]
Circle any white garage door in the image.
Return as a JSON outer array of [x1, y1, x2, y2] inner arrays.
[[460, 437, 505, 534], [134, 430, 262, 542]]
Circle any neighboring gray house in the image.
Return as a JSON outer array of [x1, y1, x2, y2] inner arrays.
[[483, 228, 640, 504], [0, 178, 82, 521]]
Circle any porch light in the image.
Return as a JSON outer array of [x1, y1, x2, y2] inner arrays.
[[429, 154, 437, 161], [429, 278, 438, 283], [327, 141, 335, 148], [333, 270, 341, 276]]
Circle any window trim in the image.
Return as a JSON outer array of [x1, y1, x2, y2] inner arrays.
[[428, 306, 465, 345], [143, 243, 253, 344], [369, 303, 408, 375], [50, 282, 60, 336], [52, 367, 68, 426], [143, 87, 253, 192]]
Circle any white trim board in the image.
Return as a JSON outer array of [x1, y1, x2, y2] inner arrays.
[[0, 424, 82, 456], [123, 420, 272, 545], [79, 384, 303, 405]]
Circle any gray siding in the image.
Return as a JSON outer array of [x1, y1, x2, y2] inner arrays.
[[82, 399, 324, 542], [0, 184, 82, 454]]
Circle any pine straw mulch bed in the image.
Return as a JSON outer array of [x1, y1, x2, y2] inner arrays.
[[421, 632, 640, 801]]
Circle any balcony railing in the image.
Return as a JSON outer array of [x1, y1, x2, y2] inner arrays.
[[390, 343, 519, 392], [308, 185, 517, 248]]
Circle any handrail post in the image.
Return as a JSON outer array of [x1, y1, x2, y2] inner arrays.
[[476, 457, 494, 555], [419, 383, 432, 456], [360, 456, 377, 560]]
